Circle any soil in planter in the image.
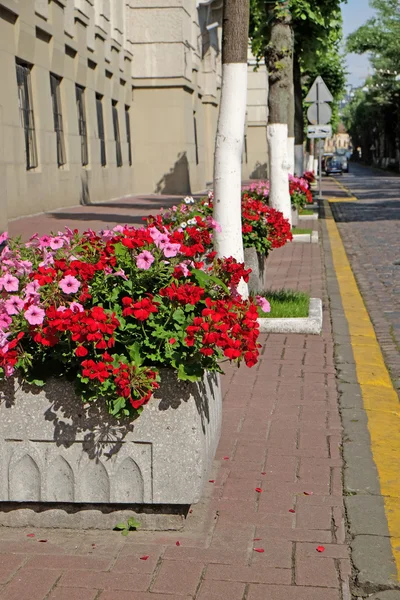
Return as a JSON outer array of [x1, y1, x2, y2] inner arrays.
[[254, 289, 310, 318]]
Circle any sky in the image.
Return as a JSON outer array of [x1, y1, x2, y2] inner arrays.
[[341, 0, 376, 87]]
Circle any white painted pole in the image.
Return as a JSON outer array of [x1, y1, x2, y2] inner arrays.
[[287, 136, 295, 175], [267, 123, 292, 225], [214, 63, 248, 264]]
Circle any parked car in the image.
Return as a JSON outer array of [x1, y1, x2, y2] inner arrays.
[[338, 155, 349, 173], [325, 157, 343, 175]]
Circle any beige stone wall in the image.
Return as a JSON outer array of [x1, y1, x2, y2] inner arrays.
[[0, 0, 268, 224], [0, 0, 136, 221], [243, 54, 268, 180]]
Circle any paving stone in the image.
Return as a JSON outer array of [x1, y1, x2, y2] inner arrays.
[[196, 580, 246, 600], [151, 561, 204, 596], [247, 584, 341, 600], [0, 568, 62, 600]]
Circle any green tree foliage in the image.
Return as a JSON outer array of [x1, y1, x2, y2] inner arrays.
[[249, 0, 346, 130], [345, 0, 400, 165]]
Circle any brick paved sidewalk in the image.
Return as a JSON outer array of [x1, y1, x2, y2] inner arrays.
[[0, 209, 351, 599]]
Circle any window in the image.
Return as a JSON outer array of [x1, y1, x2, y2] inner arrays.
[[50, 74, 66, 166], [193, 111, 199, 166], [75, 85, 88, 166], [112, 100, 122, 167], [96, 94, 106, 166], [125, 105, 132, 166], [16, 61, 38, 170]]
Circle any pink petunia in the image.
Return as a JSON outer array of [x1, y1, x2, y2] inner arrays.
[[0, 330, 10, 348], [0, 273, 19, 293], [39, 235, 52, 248], [163, 243, 181, 258], [256, 295, 271, 313], [59, 275, 80, 294], [206, 216, 222, 233], [177, 262, 190, 277], [24, 305, 45, 326], [0, 232, 8, 246], [4, 296, 25, 316], [136, 251, 155, 270], [113, 269, 128, 280], [70, 302, 84, 313], [0, 313, 12, 329], [49, 237, 64, 250]]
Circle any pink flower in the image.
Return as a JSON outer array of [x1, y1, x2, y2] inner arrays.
[[0, 330, 11, 348], [24, 281, 40, 300], [177, 262, 190, 276], [113, 269, 128, 280], [0, 232, 8, 246], [70, 302, 84, 313], [0, 273, 19, 292], [136, 251, 155, 270], [59, 275, 80, 294], [163, 243, 181, 258], [113, 225, 125, 233], [24, 305, 45, 326], [49, 237, 64, 250], [39, 235, 52, 248], [5, 296, 25, 316], [206, 216, 222, 232], [0, 313, 12, 329], [256, 295, 271, 313]]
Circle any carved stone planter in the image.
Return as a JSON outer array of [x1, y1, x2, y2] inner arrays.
[[0, 370, 222, 529], [244, 247, 266, 293]]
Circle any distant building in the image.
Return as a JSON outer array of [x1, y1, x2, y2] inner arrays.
[[324, 123, 351, 153], [0, 0, 267, 229]]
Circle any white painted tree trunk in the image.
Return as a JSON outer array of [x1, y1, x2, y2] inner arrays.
[[294, 144, 304, 176], [213, 62, 248, 297], [287, 137, 295, 175], [267, 123, 292, 225], [313, 158, 319, 175], [307, 154, 314, 172]]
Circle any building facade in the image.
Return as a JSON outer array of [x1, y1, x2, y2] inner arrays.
[[0, 0, 268, 229]]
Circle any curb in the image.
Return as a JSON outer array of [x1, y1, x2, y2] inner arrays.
[[299, 212, 319, 221], [292, 231, 319, 244], [257, 297, 322, 334], [321, 198, 400, 596]]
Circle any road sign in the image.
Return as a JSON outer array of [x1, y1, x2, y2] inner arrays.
[[304, 76, 333, 103], [307, 124, 332, 139], [307, 102, 332, 126]]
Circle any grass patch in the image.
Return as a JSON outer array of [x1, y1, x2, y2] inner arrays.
[[299, 209, 314, 216], [254, 289, 310, 318], [292, 228, 312, 235]]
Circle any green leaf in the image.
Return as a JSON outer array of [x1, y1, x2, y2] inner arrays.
[[128, 342, 143, 366], [27, 378, 45, 387], [121, 529, 129, 536], [127, 517, 140, 529], [111, 397, 126, 415], [172, 308, 186, 324], [177, 363, 202, 382]]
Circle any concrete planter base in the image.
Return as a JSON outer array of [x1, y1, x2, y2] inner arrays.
[[244, 247, 266, 293], [291, 206, 299, 227], [292, 231, 319, 244], [299, 212, 319, 221], [0, 370, 222, 529], [258, 298, 323, 335]]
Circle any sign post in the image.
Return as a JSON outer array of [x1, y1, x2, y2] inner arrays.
[[305, 76, 333, 201]]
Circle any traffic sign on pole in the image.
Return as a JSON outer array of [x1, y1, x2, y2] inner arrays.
[[304, 76, 333, 103], [307, 103, 332, 126], [307, 125, 332, 139]]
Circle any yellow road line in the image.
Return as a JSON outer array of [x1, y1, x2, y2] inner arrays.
[[327, 196, 358, 203], [332, 177, 354, 197], [326, 202, 400, 576]]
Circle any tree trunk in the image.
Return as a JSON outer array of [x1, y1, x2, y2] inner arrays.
[[213, 0, 249, 296], [293, 53, 304, 176], [287, 76, 295, 175], [265, 1, 293, 225]]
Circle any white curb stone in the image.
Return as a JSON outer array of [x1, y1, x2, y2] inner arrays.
[[292, 231, 319, 244], [257, 298, 323, 335], [299, 212, 319, 221]]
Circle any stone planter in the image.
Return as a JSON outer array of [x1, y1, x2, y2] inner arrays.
[[291, 205, 299, 227], [244, 247, 266, 293], [0, 370, 222, 529]]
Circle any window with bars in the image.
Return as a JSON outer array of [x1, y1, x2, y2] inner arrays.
[[50, 74, 66, 167], [76, 85, 88, 166], [125, 105, 132, 167], [96, 94, 106, 167], [112, 100, 122, 167], [16, 61, 38, 170]]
